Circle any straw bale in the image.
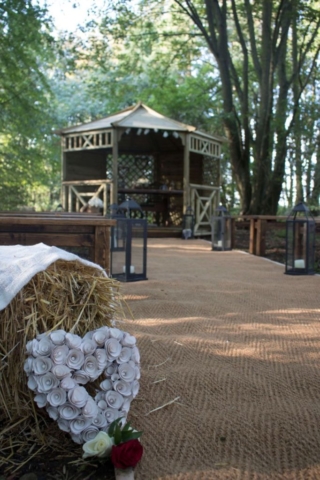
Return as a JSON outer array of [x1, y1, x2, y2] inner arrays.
[[0, 259, 125, 476]]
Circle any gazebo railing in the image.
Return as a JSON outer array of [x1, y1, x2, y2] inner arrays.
[[189, 184, 220, 236], [62, 180, 113, 216]]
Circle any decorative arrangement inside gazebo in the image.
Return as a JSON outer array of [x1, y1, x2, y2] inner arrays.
[[57, 103, 223, 236]]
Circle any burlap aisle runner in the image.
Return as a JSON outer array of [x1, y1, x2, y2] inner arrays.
[[123, 239, 320, 480]]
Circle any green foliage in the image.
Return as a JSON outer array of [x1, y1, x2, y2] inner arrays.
[[108, 418, 143, 445]]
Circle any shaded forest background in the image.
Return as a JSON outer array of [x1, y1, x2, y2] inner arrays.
[[0, 0, 319, 215]]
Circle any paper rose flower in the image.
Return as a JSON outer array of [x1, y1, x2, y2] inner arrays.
[[36, 372, 59, 393], [36, 337, 52, 357], [82, 397, 99, 418], [118, 363, 136, 383], [105, 338, 122, 361], [47, 388, 67, 407], [111, 439, 143, 469], [33, 357, 53, 375], [105, 391, 124, 410], [65, 333, 82, 349], [82, 431, 114, 459], [70, 416, 92, 435], [68, 386, 89, 408], [50, 330, 66, 345], [66, 349, 84, 370], [82, 426, 100, 442], [51, 345, 69, 365], [59, 403, 81, 420]]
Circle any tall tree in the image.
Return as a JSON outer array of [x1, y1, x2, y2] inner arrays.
[[171, 0, 320, 213]]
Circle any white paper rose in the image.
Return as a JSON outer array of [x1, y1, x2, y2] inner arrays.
[[52, 364, 71, 380], [36, 372, 59, 393], [82, 397, 99, 418], [105, 338, 122, 361], [34, 393, 47, 408], [36, 337, 52, 357], [117, 347, 132, 364], [121, 333, 136, 347], [68, 386, 89, 408], [33, 357, 53, 375], [65, 333, 82, 349], [113, 380, 132, 397], [82, 431, 113, 459], [81, 339, 97, 356], [82, 426, 100, 442], [94, 349, 108, 370], [92, 330, 107, 346], [47, 388, 67, 407], [51, 345, 69, 365], [66, 349, 84, 370], [70, 416, 92, 435], [50, 330, 66, 345], [59, 403, 81, 420], [105, 390, 124, 409], [118, 362, 136, 383]]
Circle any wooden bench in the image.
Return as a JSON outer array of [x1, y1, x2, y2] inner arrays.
[[0, 213, 116, 272]]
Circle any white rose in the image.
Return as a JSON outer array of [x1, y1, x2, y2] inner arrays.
[[118, 362, 136, 383], [92, 330, 107, 346], [109, 328, 124, 341], [47, 406, 59, 420], [36, 337, 52, 356], [82, 431, 113, 459], [72, 370, 90, 385], [34, 393, 47, 408], [36, 372, 59, 393], [104, 408, 119, 424], [66, 349, 84, 370], [51, 345, 69, 365], [113, 380, 132, 397], [65, 333, 82, 349], [60, 377, 77, 390], [131, 346, 140, 363], [57, 418, 71, 432], [105, 338, 122, 361], [81, 339, 97, 356], [92, 412, 107, 428], [24, 357, 34, 374], [82, 426, 100, 442], [100, 379, 112, 391], [47, 388, 67, 407], [82, 397, 99, 418], [33, 357, 53, 375], [94, 349, 108, 370], [68, 386, 89, 408], [105, 391, 124, 409], [121, 333, 136, 347], [51, 364, 71, 380], [117, 347, 132, 364], [83, 355, 99, 380], [59, 403, 81, 420], [50, 329, 66, 345], [70, 416, 92, 434]]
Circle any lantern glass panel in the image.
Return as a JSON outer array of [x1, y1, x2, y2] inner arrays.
[[110, 218, 147, 282], [285, 203, 315, 275], [211, 207, 232, 251]]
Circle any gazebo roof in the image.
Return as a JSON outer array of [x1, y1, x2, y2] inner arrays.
[[59, 102, 197, 135]]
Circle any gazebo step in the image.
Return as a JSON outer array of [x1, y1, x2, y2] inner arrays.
[[147, 226, 182, 238]]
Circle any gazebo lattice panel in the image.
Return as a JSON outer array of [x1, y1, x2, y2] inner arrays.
[[202, 156, 220, 186]]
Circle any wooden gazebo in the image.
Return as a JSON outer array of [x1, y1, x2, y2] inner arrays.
[[58, 103, 223, 236]]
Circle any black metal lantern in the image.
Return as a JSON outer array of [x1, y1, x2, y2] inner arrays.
[[110, 200, 147, 282], [285, 202, 315, 275], [107, 204, 126, 252], [211, 205, 232, 251], [182, 206, 195, 239]]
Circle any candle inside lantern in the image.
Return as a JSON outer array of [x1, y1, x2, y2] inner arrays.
[[123, 266, 135, 274], [294, 259, 305, 269]]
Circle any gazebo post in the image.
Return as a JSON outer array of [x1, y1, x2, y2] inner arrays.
[[61, 141, 67, 210], [112, 128, 119, 204], [183, 133, 190, 213]]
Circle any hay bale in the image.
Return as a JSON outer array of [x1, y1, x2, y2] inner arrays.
[[0, 259, 125, 475]]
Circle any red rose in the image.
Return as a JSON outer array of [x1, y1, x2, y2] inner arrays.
[[111, 440, 143, 469]]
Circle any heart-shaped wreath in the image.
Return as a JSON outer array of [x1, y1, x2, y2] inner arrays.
[[24, 327, 140, 445]]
